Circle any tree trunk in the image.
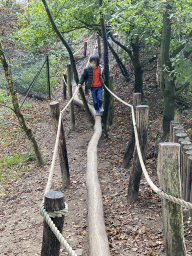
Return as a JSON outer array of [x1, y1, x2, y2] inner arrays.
[[131, 38, 143, 97], [0, 40, 43, 166], [163, 94, 175, 138], [42, 0, 93, 124], [99, 0, 110, 138]]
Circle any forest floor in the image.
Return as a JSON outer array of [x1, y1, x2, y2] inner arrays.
[[0, 35, 192, 256]]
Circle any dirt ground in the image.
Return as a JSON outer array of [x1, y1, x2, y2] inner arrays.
[[0, 35, 192, 256]]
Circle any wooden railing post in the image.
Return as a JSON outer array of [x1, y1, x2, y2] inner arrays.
[[41, 191, 65, 256], [122, 93, 141, 169], [50, 101, 70, 188], [187, 155, 192, 217], [127, 105, 149, 203], [108, 76, 114, 126], [84, 42, 87, 58], [67, 64, 75, 130], [170, 120, 180, 142], [157, 142, 186, 256], [63, 73, 67, 99]]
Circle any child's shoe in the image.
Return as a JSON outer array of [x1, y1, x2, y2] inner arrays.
[[99, 107, 104, 114], [95, 110, 100, 116]]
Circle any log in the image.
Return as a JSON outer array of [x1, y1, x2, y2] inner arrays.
[[188, 155, 192, 218], [122, 93, 141, 169], [185, 150, 192, 202], [67, 64, 75, 130], [127, 105, 149, 203], [182, 145, 192, 200], [86, 116, 111, 256], [172, 125, 184, 142], [50, 101, 70, 188], [157, 142, 186, 256], [41, 191, 65, 256], [175, 132, 187, 143]]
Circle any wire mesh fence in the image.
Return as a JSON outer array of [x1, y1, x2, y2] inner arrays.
[[0, 49, 50, 105]]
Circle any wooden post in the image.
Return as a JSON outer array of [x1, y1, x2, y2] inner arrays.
[[175, 132, 187, 143], [41, 191, 65, 256], [180, 141, 191, 191], [172, 125, 184, 142], [97, 34, 101, 58], [157, 142, 186, 256], [67, 64, 75, 130], [127, 105, 149, 203], [108, 76, 114, 126], [50, 101, 70, 188], [122, 93, 141, 169], [63, 74, 67, 99], [188, 155, 192, 217], [186, 153, 192, 203], [170, 120, 180, 142], [84, 42, 87, 58], [184, 149, 192, 201]]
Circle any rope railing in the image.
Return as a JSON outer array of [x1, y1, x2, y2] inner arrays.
[[103, 84, 192, 210]]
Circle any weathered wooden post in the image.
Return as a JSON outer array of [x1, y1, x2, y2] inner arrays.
[[63, 74, 67, 100], [175, 132, 187, 143], [172, 125, 184, 142], [188, 155, 192, 217], [127, 105, 149, 203], [84, 42, 87, 58], [157, 142, 186, 256], [41, 191, 65, 256], [184, 149, 192, 202], [122, 93, 141, 169], [97, 34, 101, 58], [108, 76, 114, 126], [186, 154, 192, 203], [50, 101, 70, 188], [180, 141, 191, 196], [170, 120, 180, 142], [182, 144, 192, 200], [67, 64, 75, 130]]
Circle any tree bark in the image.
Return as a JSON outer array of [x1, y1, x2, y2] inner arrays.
[[0, 40, 43, 166]]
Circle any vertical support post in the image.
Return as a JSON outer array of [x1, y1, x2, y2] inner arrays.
[[63, 74, 67, 100], [157, 142, 186, 256], [186, 153, 192, 203], [84, 42, 87, 58], [50, 101, 70, 188], [47, 55, 51, 99], [184, 149, 192, 201], [127, 105, 149, 203], [108, 76, 113, 126], [41, 191, 65, 256], [170, 120, 180, 142], [67, 64, 75, 130], [172, 125, 184, 142], [97, 34, 101, 58], [175, 132, 187, 143], [188, 155, 192, 217], [122, 93, 141, 169]]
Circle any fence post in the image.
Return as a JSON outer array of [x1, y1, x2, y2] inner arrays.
[[188, 155, 192, 217], [50, 101, 70, 188], [127, 105, 149, 203], [170, 120, 180, 142], [41, 191, 65, 256], [67, 64, 75, 130], [157, 142, 186, 256], [175, 132, 187, 143], [108, 76, 113, 126], [84, 42, 87, 58], [63, 74, 67, 99], [172, 125, 184, 142], [122, 92, 141, 169], [97, 34, 101, 58], [47, 55, 51, 99], [184, 149, 192, 202]]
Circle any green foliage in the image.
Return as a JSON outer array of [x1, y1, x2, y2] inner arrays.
[[0, 152, 34, 182]]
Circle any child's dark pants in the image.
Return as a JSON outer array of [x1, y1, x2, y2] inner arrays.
[[91, 86, 103, 111]]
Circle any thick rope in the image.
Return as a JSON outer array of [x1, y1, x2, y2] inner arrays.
[[104, 84, 192, 210], [40, 204, 77, 256]]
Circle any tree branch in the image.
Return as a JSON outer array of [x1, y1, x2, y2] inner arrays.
[[0, 103, 14, 112], [175, 82, 190, 97]]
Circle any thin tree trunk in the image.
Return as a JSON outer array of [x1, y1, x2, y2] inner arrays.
[[41, 0, 93, 124], [0, 40, 43, 166]]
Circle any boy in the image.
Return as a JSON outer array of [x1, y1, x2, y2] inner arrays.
[[78, 56, 104, 115]]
